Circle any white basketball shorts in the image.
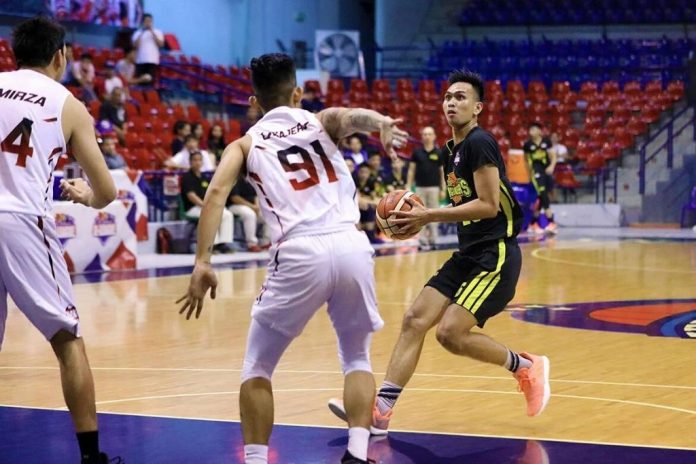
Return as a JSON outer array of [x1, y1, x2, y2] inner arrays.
[[251, 228, 383, 338], [0, 212, 79, 348]]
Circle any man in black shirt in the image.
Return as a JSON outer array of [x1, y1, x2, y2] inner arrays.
[[354, 162, 381, 243], [98, 87, 126, 145], [523, 123, 557, 234], [228, 177, 270, 252], [407, 126, 446, 249], [181, 152, 233, 251], [331, 70, 552, 433]]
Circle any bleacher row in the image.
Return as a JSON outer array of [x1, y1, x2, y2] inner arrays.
[[429, 38, 690, 86], [460, 0, 695, 25]]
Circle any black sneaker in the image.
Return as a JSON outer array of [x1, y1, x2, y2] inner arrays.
[[82, 453, 124, 464], [340, 450, 375, 464]]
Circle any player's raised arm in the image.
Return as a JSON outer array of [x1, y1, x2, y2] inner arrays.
[[61, 95, 116, 209], [316, 107, 408, 159], [177, 134, 249, 320]]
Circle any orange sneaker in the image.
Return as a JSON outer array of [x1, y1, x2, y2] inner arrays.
[[513, 353, 551, 417], [544, 222, 558, 234], [327, 398, 392, 435]]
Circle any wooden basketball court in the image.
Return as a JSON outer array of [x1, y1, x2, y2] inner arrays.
[[1, 233, 695, 462]]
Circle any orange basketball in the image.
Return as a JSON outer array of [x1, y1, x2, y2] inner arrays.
[[376, 190, 424, 240]]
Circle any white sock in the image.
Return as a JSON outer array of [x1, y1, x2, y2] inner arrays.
[[347, 427, 370, 461], [244, 444, 268, 464], [505, 350, 532, 372], [376, 380, 403, 414]]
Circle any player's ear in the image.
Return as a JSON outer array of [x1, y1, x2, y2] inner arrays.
[[249, 95, 262, 113], [292, 86, 303, 107], [473, 101, 483, 116]]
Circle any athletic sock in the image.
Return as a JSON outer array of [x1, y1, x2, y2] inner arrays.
[[347, 427, 370, 461], [505, 349, 532, 373], [76, 431, 99, 462], [376, 380, 403, 414], [244, 444, 268, 464]]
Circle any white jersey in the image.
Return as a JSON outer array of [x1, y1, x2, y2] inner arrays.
[[246, 107, 359, 243], [0, 69, 70, 217]]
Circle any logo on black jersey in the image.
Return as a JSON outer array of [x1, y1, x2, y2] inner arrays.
[[447, 172, 472, 204], [261, 122, 309, 140]]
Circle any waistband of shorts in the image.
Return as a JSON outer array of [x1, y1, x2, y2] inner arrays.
[[278, 224, 360, 243]]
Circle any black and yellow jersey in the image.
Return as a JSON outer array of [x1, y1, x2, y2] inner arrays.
[[444, 127, 522, 253], [523, 137, 553, 170]]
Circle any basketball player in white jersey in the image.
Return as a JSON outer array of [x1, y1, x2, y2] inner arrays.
[[177, 53, 407, 464], [0, 17, 118, 464]]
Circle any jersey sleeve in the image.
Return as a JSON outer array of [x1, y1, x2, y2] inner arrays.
[[522, 141, 532, 154], [469, 134, 502, 172]]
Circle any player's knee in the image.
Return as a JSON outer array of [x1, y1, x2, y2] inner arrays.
[[401, 308, 431, 335], [435, 323, 472, 353]]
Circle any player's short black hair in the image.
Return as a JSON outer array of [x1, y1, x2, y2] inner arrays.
[[447, 69, 484, 102], [529, 122, 543, 130], [189, 151, 202, 162], [250, 53, 297, 111], [368, 151, 381, 158], [12, 16, 66, 69]]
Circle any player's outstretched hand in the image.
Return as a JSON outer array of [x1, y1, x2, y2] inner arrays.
[[177, 262, 218, 320], [60, 178, 93, 206], [389, 197, 430, 236], [379, 117, 408, 161]]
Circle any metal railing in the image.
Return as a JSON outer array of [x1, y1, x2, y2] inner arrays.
[[639, 104, 696, 194]]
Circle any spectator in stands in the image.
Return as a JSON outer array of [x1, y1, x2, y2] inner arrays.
[[524, 123, 557, 234], [71, 52, 97, 102], [171, 120, 191, 155], [301, 86, 324, 113], [207, 124, 227, 163], [181, 152, 233, 253], [240, 105, 261, 135], [116, 48, 152, 86], [60, 42, 74, 85], [344, 157, 356, 174], [343, 135, 368, 165], [103, 61, 125, 99], [131, 13, 164, 87], [550, 132, 573, 165], [100, 136, 126, 170], [228, 178, 270, 252], [191, 122, 205, 148], [367, 152, 387, 194], [99, 87, 127, 144], [384, 156, 407, 191], [166, 135, 215, 171], [407, 126, 446, 250], [354, 162, 381, 243]]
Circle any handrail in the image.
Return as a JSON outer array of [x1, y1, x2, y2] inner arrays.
[[639, 105, 695, 194]]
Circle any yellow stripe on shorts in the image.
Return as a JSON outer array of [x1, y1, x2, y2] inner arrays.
[[460, 240, 507, 314]]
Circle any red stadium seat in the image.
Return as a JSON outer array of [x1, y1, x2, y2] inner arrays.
[[575, 140, 593, 161], [188, 105, 202, 122], [627, 117, 648, 137], [485, 80, 503, 98], [145, 90, 161, 104], [601, 142, 621, 161], [623, 81, 641, 97], [350, 79, 368, 93], [645, 80, 663, 97], [601, 81, 620, 96], [130, 90, 145, 104], [584, 153, 606, 174], [639, 104, 661, 125], [328, 79, 345, 94], [528, 80, 547, 96], [551, 81, 571, 100], [613, 127, 634, 150], [579, 81, 598, 101], [562, 127, 580, 149], [667, 81, 685, 102], [396, 78, 413, 94], [506, 80, 525, 99], [418, 80, 436, 95]]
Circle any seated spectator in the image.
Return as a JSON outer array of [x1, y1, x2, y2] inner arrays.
[[171, 120, 191, 155], [103, 61, 126, 99], [99, 87, 127, 144], [241, 105, 261, 135], [116, 49, 153, 86], [191, 122, 205, 148], [344, 157, 356, 174], [207, 124, 227, 163], [354, 162, 381, 243], [60, 42, 74, 85], [367, 151, 387, 183], [343, 135, 368, 166], [383, 156, 407, 192], [301, 87, 324, 113], [180, 152, 233, 253], [100, 135, 126, 169], [166, 135, 216, 171], [228, 178, 270, 252], [71, 53, 97, 102], [551, 132, 573, 165]]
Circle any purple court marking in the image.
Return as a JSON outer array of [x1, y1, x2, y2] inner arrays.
[[510, 299, 696, 338], [1, 407, 694, 463]]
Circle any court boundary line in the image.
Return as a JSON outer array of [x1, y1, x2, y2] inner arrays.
[[530, 247, 696, 273], [1, 403, 695, 452], [2, 366, 695, 391]]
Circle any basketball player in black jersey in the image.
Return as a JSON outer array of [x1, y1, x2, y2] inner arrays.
[[524, 122, 557, 234], [328, 70, 552, 434]]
